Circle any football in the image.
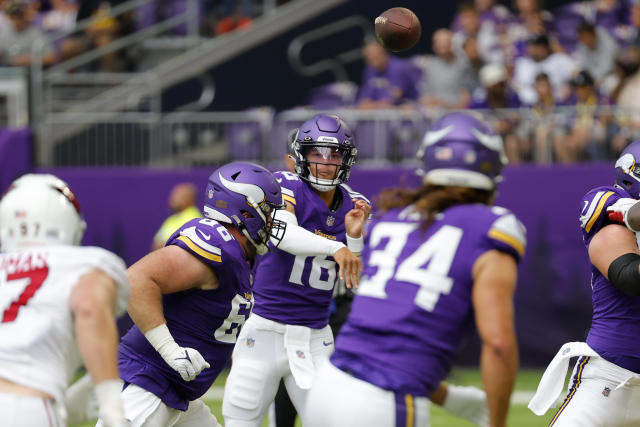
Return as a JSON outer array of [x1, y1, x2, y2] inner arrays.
[[374, 7, 422, 52]]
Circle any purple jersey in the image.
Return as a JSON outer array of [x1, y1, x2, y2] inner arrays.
[[579, 185, 640, 372], [118, 218, 253, 410], [251, 171, 369, 329], [332, 203, 526, 397]]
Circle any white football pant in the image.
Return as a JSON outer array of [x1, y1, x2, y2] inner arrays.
[[95, 383, 220, 427], [0, 393, 63, 427], [549, 356, 640, 426], [222, 313, 333, 427], [306, 361, 431, 427]]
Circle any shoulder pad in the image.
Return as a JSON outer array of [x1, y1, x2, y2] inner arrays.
[[579, 187, 619, 233], [487, 208, 527, 258], [171, 218, 226, 263], [274, 170, 301, 207]]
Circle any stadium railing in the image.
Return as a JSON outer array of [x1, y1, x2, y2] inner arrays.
[[36, 105, 640, 167]]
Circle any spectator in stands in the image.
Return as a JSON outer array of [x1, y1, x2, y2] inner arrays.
[[355, 39, 418, 109], [475, 0, 511, 28], [418, 29, 471, 109], [594, 0, 627, 38], [0, 1, 58, 67], [452, 2, 503, 64], [212, 0, 255, 35], [553, 70, 608, 162], [575, 22, 618, 82], [521, 72, 560, 163], [513, 34, 575, 105], [461, 35, 485, 99], [470, 63, 527, 163], [505, 0, 552, 60], [152, 182, 202, 250], [36, 0, 78, 35]]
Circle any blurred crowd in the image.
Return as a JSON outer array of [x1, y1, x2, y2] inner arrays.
[[0, 0, 284, 72], [313, 0, 640, 164]]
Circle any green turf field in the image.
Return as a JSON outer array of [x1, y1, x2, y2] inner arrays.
[[73, 368, 561, 426]]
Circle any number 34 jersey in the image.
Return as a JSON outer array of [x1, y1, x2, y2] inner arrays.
[[0, 246, 129, 404], [332, 203, 526, 397], [251, 171, 370, 329]]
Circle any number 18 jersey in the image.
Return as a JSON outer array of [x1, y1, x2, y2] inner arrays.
[[0, 246, 129, 404], [251, 171, 370, 329], [332, 203, 526, 397]]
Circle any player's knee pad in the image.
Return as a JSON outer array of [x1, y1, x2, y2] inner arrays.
[[225, 360, 269, 412]]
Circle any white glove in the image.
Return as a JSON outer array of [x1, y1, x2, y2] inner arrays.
[[442, 384, 489, 427], [94, 379, 129, 427], [144, 324, 210, 381], [606, 197, 640, 231]]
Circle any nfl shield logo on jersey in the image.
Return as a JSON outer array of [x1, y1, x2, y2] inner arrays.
[[296, 350, 305, 359], [602, 387, 611, 397], [246, 337, 255, 348], [326, 216, 335, 226]]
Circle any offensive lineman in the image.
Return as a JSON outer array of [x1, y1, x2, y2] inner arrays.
[[0, 174, 130, 427], [96, 162, 288, 427], [529, 141, 640, 426]]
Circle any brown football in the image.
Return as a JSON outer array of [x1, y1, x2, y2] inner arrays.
[[374, 7, 422, 52]]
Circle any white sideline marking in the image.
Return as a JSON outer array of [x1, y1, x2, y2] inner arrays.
[[202, 387, 537, 406]]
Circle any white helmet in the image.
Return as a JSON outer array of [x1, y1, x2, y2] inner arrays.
[[0, 174, 86, 252]]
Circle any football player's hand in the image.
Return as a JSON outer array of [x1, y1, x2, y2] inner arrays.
[[145, 324, 210, 381], [345, 199, 371, 238], [333, 247, 362, 289], [606, 197, 638, 225], [441, 384, 489, 427], [163, 346, 210, 381]]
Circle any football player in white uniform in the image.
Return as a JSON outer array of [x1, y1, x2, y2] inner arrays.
[[0, 174, 130, 427]]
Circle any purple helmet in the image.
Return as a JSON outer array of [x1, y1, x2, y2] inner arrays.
[[614, 140, 640, 198], [291, 114, 358, 192], [203, 162, 286, 255], [416, 112, 507, 190]]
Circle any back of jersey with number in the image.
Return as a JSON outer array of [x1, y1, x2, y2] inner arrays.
[[332, 203, 525, 397], [252, 171, 370, 328], [118, 217, 254, 410], [0, 246, 128, 404], [578, 185, 640, 360]]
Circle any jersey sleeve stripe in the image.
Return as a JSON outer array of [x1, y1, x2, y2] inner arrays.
[[282, 194, 296, 206], [585, 191, 614, 233], [177, 236, 222, 262], [488, 229, 525, 256]]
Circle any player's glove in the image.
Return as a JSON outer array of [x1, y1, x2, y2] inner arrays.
[[94, 379, 130, 427], [606, 198, 640, 231], [144, 323, 210, 381], [442, 384, 489, 427]]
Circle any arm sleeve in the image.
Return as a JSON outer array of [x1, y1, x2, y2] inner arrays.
[[273, 209, 346, 256]]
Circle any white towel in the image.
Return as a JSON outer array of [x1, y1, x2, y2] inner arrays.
[[284, 325, 315, 390], [528, 342, 599, 415]]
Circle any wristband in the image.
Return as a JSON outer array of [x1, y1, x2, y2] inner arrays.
[[346, 234, 364, 254], [144, 323, 179, 359]]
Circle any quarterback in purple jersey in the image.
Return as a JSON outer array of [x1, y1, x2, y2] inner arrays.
[[529, 141, 640, 426], [97, 162, 287, 427], [222, 114, 368, 426], [306, 112, 526, 427]]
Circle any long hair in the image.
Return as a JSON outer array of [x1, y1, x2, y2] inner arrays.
[[376, 184, 494, 229]]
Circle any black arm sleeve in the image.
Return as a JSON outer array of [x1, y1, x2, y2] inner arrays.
[[607, 253, 640, 297]]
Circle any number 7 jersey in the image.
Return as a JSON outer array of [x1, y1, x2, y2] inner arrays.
[[332, 203, 526, 397], [0, 246, 129, 405]]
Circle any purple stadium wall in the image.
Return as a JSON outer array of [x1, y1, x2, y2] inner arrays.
[[27, 163, 612, 366]]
